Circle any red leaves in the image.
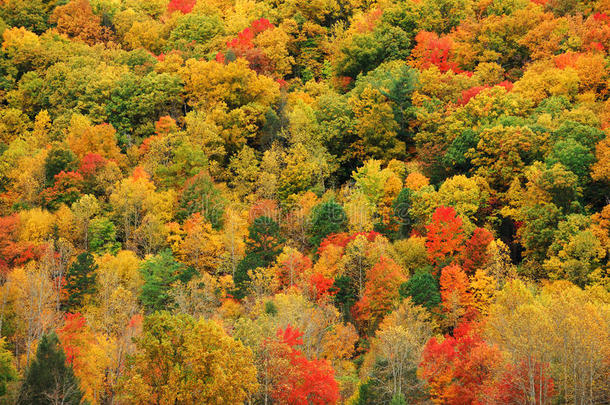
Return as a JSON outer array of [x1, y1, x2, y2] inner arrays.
[[316, 231, 380, 257], [457, 81, 513, 105], [57, 312, 88, 365], [411, 31, 461, 73], [0, 215, 39, 276], [461, 228, 493, 274], [308, 273, 335, 301], [216, 18, 275, 74], [78, 153, 106, 176], [494, 359, 555, 405], [271, 325, 340, 405], [426, 206, 466, 272], [277, 325, 304, 349], [420, 322, 503, 405], [276, 251, 312, 289], [167, 0, 196, 14]]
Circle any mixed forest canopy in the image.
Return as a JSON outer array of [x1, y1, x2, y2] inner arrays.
[[0, 0, 608, 403]]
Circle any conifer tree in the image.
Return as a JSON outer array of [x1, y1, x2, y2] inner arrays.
[[18, 333, 84, 405]]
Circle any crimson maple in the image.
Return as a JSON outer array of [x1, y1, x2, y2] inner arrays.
[[270, 325, 340, 405], [419, 322, 503, 405]]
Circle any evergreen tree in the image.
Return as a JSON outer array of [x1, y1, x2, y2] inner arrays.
[[17, 333, 83, 405], [399, 268, 441, 311], [308, 199, 348, 247], [233, 216, 284, 298], [62, 252, 98, 312]]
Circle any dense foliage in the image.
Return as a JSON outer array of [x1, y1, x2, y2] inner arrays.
[[0, 0, 608, 403]]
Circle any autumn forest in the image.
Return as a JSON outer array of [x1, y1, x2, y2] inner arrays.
[[0, 0, 608, 403]]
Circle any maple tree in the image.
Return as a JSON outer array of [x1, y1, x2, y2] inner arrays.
[[425, 206, 466, 273], [268, 325, 340, 405]]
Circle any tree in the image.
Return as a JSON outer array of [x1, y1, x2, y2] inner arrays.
[[139, 250, 195, 312], [62, 252, 97, 312], [399, 268, 441, 311], [439, 264, 473, 330], [309, 199, 348, 247], [176, 213, 225, 274], [178, 171, 226, 229], [121, 312, 258, 404], [57, 313, 107, 404], [268, 325, 340, 405], [419, 322, 504, 405], [461, 227, 494, 274], [353, 257, 407, 334], [18, 332, 84, 405], [425, 206, 466, 273], [50, 0, 112, 45], [0, 337, 16, 397], [362, 299, 434, 402]]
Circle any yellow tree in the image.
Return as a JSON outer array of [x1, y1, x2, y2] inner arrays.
[[121, 312, 258, 404]]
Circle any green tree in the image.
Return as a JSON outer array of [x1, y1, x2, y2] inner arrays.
[[139, 249, 195, 312], [233, 216, 285, 298], [17, 333, 84, 405], [62, 252, 97, 312], [399, 269, 441, 311], [0, 337, 16, 397], [44, 146, 77, 186], [88, 217, 121, 255], [309, 199, 348, 247]]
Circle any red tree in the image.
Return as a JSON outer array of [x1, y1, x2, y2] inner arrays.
[[411, 31, 462, 73], [167, 0, 196, 14], [461, 228, 494, 274], [426, 206, 466, 273], [269, 325, 340, 405], [419, 322, 503, 405]]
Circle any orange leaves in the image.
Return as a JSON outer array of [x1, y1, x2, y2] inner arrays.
[[419, 322, 504, 405], [353, 257, 406, 331], [410, 31, 462, 73], [167, 0, 196, 14], [461, 228, 494, 274], [426, 206, 466, 271], [50, 0, 113, 45], [270, 325, 340, 405]]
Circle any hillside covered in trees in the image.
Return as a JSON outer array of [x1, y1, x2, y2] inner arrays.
[[0, 0, 608, 403]]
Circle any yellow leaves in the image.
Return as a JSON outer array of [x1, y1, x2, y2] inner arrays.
[[344, 192, 374, 233], [177, 213, 225, 274], [437, 175, 490, 229], [248, 267, 280, 300], [253, 26, 294, 77], [469, 269, 496, 316], [2, 27, 39, 50], [18, 207, 55, 244], [65, 115, 124, 164], [182, 58, 279, 110], [179, 319, 259, 404], [513, 61, 580, 104], [591, 136, 610, 182], [98, 250, 142, 289]]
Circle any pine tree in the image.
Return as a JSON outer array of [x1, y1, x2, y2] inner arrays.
[[399, 268, 441, 311], [309, 199, 348, 247], [62, 252, 97, 312], [17, 333, 84, 405]]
